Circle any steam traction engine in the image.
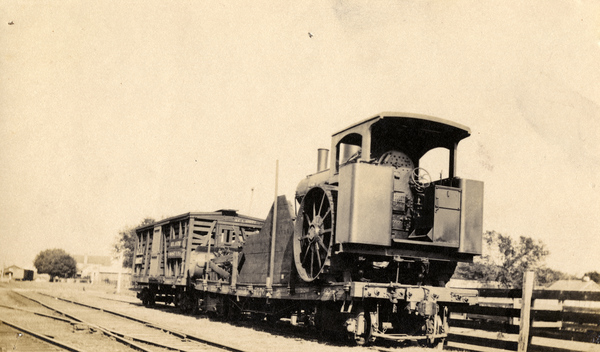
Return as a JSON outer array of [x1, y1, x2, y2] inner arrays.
[[131, 112, 483, 347], [292, 112, 483, 345]]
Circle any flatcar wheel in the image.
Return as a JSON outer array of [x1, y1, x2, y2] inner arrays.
[[224, 301, 241, 322], [141, 289, 149, 306], [350, 307, 372, 346], [148, 293, 155, 307], [293, 187, 334, 282], [422, 307, 447, 349], [141, 288, 155, 307], [432, 307, 449, 350]]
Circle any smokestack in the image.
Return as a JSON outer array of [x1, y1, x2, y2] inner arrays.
[[317, 148, 329, 172]]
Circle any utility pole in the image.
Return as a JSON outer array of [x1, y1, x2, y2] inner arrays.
[[248, 187, 255, 215], [267, 161, 278, 295], [116, 251, 124, 294]]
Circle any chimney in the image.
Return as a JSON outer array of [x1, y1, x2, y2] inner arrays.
[[317, 148, 329, 172]]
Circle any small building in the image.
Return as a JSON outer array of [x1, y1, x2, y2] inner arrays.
[[73, 255, 112, 268], [96, 266, 132, 287], [74, 254, 130, 287], [542, 277, 600, 309], [35, 273, 51, 282], [2, 265, 34, 281], [74, 254, 113, 282], [546, 277, 600, 292]]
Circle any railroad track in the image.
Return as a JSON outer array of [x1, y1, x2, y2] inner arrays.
[[0, 288, 124, 352], [3, 288, 431, 351], [0, 317, 81, 352], [91, 294, 142, 305], [12, 290, 247, 352]]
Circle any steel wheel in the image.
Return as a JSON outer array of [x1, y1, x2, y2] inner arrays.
[[293, 187, 334, 282], [350, 307, 373, 346]]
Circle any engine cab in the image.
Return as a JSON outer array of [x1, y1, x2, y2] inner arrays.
[[294, 112, 484, 284]]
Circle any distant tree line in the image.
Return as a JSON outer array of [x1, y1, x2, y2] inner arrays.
[[585, 270, 600, 284], [453, 231, 586, 288]]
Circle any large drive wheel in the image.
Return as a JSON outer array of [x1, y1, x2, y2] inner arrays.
[[293, 187, 335, 282]]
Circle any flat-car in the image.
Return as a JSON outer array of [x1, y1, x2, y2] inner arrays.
[[131, 112, 484, 347]]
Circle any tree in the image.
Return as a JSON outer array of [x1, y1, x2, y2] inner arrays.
[[537, 267, 574, 286], [33, 248, 77, 281], [114, 217, 155, 268], [493, 232, 550, 288], [454, 231, 553, 288], [454, 259, 500, 284], [584, 271, 600, 284]]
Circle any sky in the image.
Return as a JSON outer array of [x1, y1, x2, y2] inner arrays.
[[1, 1, 599, 276]]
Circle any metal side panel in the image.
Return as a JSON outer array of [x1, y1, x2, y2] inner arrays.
[[337, 163, 393, 246], [458, 179, 484, 254], [238, 196, 294, 285], [432, 186, 461, 247], [433, 208, 460, 247]]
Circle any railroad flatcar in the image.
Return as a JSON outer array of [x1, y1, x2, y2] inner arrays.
[[132, 112, 484, 347]]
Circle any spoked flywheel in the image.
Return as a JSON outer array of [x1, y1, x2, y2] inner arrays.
[[293, 187, 335, 282]]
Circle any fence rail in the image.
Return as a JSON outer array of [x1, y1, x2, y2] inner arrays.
[[446, 273, 600, 352]]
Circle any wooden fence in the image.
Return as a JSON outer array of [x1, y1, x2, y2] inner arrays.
[[446, 272, 600, 352]]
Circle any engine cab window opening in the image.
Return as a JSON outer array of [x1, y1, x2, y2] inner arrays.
[[335, 133, 363, 171], [419, 147, 450, 182]]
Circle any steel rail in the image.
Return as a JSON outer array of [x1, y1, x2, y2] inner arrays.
[[91, 294, 142, 305], [14, 290, 248, 352], [2, 306, 168, 352], [0, 303, 74, 323], [10, 291, 158, 352], [35, 291, 248, 352], [12, 291, 197, 352], [0, 317, 87, 352]]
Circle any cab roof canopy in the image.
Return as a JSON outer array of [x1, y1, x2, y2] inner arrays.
[[332, 112, 471, 162]]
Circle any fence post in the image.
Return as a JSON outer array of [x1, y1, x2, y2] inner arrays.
[[518, 271, 534, 352]]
